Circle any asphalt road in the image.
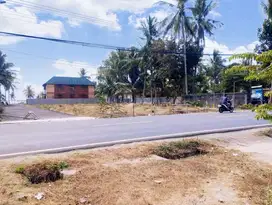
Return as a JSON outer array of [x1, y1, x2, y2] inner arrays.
[[0, 111, 268, 156]]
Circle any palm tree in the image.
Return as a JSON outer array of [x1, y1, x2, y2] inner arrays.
[[24, 85, 35, 99], [157, 0, 193, 95], [139, 16, 158, 98], [262, 0, 272, 20], [79, 68, 89, 78], [0, 51, 16, 102], [190, 0, 222, 47], [206, 50, 226, 92]]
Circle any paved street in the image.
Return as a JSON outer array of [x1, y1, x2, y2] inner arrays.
[[0, 111, 268, 156], [1, 104, 72, 121]]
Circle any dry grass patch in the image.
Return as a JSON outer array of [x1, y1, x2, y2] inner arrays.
[[38, 103, 214, 118], [0, 140, 271, 205]]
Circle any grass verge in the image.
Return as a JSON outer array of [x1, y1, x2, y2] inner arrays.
[[0, 138, 271, 205]]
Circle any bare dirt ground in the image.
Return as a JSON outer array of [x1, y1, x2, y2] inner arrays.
[[37, 103, 216, 118], [0, 129, 271, 205]]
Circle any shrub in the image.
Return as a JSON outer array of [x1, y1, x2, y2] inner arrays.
[[186, 101, 205, 107], [239, 104, 254, 110], [15, 166, 25, 174], [153, 140, 209, 160], [15, 161, 69, 184]]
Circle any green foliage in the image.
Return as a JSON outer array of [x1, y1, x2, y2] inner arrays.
[[227, 50, 272, 121], [15, 166, 25, 174], [0, 51, 16, 101], [58, 161, 69, 170]]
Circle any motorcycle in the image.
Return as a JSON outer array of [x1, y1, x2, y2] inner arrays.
[[218, 103, 234, 113]]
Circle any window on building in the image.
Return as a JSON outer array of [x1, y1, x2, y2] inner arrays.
[[57, 94, 63, 98], [81, 94, 88, 98], [56, 85, 63, 91]]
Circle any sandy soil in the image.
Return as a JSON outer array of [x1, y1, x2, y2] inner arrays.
[[37, 103, 215, 118], [0, 129, 271, 205]]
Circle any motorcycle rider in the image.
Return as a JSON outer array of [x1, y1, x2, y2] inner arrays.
[[220, 94, 232, 108]]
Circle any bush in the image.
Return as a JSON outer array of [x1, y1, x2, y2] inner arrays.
[[153, 140, 209, 160], [239, 104, 254, 110], [186, 101, 205, 107], [15, 161, 69, 184]]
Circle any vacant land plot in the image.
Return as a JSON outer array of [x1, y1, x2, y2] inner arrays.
[[38, 103, 215, 118], [0, 129, 272, 205]]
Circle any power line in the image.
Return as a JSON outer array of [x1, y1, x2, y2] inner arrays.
[[0, 31, 238, 56], [1, 48, 95, 68], [8, 0, 116, 27]]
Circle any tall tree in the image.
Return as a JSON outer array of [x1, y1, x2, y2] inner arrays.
[[190, 0, 222, 47], [24, 85, 35, 99], [0, 51, 16, 102], [158, 0, 193, 95], [205, 50, 226, 92], [79, 68, 88, 78], [227, 51, 272, 120], [139, 16, 159, 99], [256, 0, 272, 52]]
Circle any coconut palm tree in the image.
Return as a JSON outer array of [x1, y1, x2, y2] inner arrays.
[[0, 51, 16, 102], [79, 68, 90, 78], [190, 0, 222, 47], [205, 50, 226, 92], [24, 85, 35, 99], [139, 16, 158, 98], [157, 0, 192, 95]]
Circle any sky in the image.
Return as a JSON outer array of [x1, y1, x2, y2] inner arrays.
[[0, 0, 266, 100]]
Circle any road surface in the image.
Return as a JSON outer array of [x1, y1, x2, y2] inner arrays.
[[2, 104, 72, 121], [0, 111, 269, 156]]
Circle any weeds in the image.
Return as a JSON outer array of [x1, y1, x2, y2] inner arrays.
[[15, 161, 69, 184], [265, 187, 272, 205], [153, 140, 209, 160]]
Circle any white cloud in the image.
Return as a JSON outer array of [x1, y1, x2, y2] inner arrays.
[[53, 59, 98, 79], [0, 5, 64, 45], [7, 0, 174, 31], [129, 9, 169, 29], [209, 10, 221, 18], [151, 10, 169, 22], [204, 38, 259, 64]]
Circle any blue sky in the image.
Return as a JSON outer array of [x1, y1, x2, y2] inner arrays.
[[0, 0, 266, 99]]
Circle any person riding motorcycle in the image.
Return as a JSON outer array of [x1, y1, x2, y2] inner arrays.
[[220, 95, 232, 108]]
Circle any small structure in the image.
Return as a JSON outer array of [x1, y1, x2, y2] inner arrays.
[[43, 76, 95, 99]]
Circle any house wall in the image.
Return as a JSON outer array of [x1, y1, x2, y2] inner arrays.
[[46, 85, 95, 99], [88, 86, 95, 98], [46, 85, 55, 99]]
